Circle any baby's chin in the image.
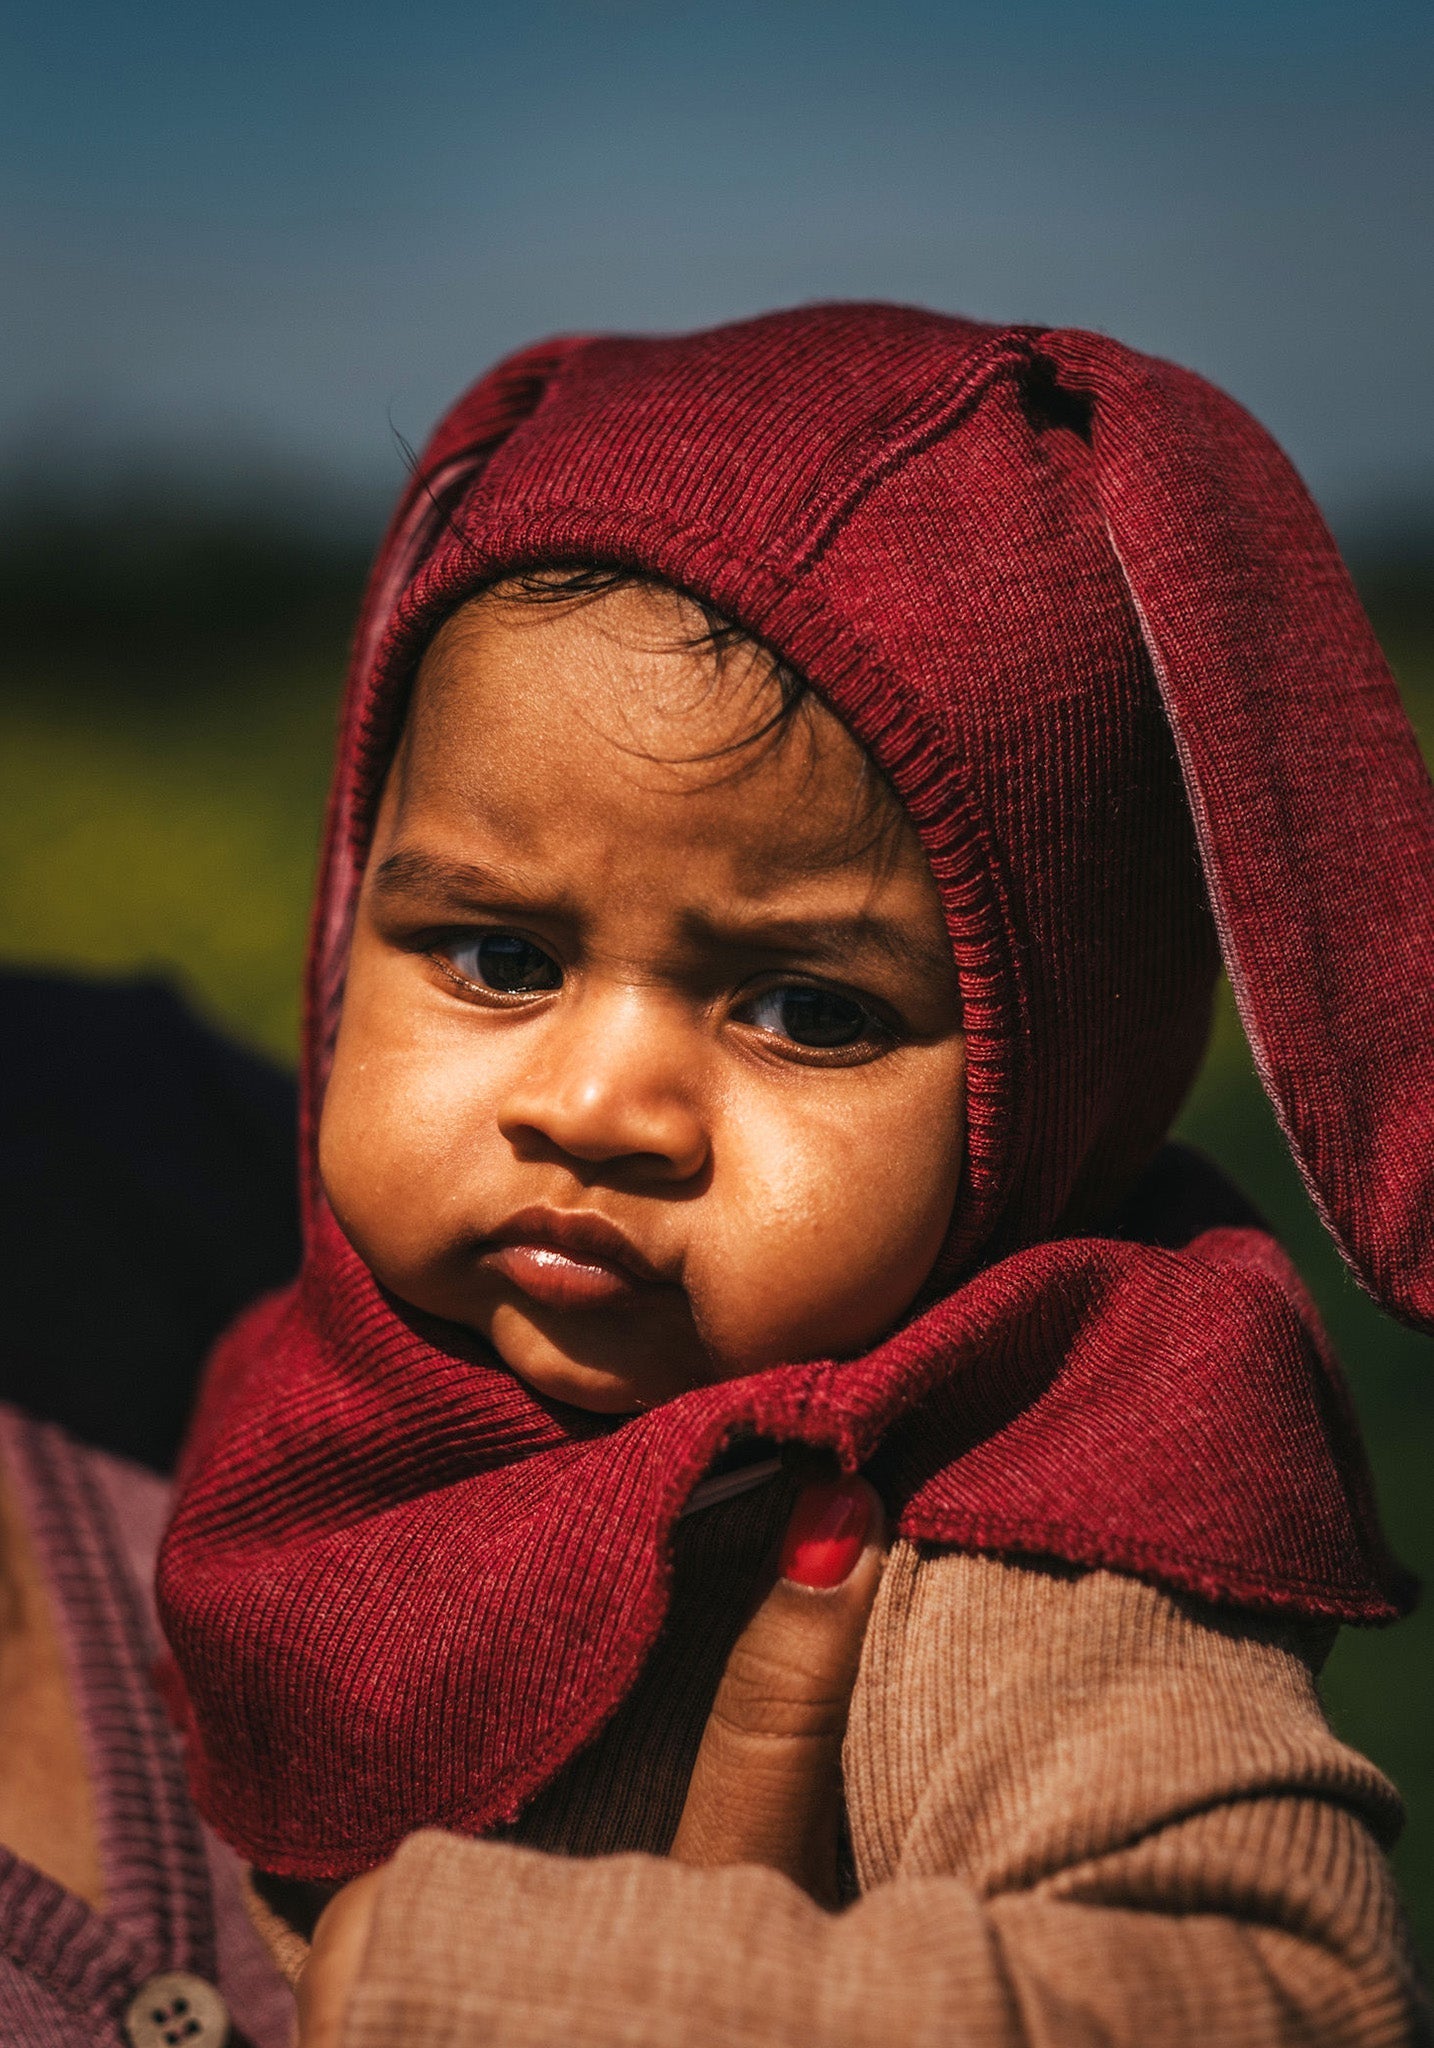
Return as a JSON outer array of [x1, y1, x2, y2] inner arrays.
[[483, 1296, 724, 1415], [471, 1291, 900, 1415]]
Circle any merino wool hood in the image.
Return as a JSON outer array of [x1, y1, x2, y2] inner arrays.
[[158, 304, 1430, 1879]]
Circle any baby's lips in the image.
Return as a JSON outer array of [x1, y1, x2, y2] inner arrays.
[[779, 1475, 874, 1588], [482, 1240, 640, 1311]]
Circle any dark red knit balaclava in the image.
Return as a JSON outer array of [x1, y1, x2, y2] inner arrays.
[[158, 305, 1432, 1880]]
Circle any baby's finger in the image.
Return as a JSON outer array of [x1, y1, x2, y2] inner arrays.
[[670, 1474, 885, 1908]]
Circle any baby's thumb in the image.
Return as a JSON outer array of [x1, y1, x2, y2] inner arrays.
[[670, 1474, 885, 1908]]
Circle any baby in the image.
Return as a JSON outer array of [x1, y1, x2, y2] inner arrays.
[[159, 305, 1433, 2045]]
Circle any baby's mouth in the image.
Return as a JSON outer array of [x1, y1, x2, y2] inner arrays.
[[477, 1206, 671, 1313]]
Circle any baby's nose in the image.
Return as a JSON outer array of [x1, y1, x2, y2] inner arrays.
[[498, 999, 709, 1181]]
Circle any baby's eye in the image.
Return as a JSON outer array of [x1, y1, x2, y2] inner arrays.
[[442, 932, 562, 994], [740, 985, 877, 1049]]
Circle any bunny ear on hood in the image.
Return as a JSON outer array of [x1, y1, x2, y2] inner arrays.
[[1040, 329, 1434, 1334]]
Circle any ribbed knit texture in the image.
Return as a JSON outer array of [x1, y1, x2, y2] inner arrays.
[[0, 1407, 292, 2047], [333, 1545, 1426, 2048], [158, 302, 1425, 1880]]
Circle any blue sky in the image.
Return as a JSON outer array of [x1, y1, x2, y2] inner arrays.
[[4, 0, 1431, 535]]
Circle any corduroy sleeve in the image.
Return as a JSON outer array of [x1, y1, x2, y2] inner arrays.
[[336, 1548, 1428, 2048]]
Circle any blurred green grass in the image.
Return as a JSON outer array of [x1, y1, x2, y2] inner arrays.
[[1, 508, 1431, 1958], [0, 672, 333, 1057]]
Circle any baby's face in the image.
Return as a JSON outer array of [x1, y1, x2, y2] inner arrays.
[[320, 584, 965, 1413]]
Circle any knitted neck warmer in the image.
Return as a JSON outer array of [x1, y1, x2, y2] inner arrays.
[[157, 305, 1429, 1881]]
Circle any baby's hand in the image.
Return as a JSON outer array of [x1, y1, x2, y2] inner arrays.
[[670, 1472, 886, 1909]]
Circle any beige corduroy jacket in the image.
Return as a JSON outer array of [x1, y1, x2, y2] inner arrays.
[[263, 1479, 1428, 2047]]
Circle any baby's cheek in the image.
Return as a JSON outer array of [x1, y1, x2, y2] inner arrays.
[[684, 1147, 881, 1368], [695, 1078, 961, 1367], [321, 985, 477, 1280]]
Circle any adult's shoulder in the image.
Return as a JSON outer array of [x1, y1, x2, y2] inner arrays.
[[0, 1399, 171, 1627]]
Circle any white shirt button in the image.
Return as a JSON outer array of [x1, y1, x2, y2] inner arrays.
[[124, 1972, 231, 2048]]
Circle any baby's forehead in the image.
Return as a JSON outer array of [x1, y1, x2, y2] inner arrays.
[[395, 582, 908, 878], [411, 581, 768, 732]]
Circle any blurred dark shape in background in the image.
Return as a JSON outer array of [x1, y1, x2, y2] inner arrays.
[[0, 969, 299, 1470], [0, 486, 1431, 1955]]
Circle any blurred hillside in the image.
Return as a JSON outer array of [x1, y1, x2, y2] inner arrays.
[[0, 495, 366, 1053], [1, 493, 1432, 1955]]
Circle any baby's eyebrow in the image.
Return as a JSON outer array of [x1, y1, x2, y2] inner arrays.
[[372, 848, 955, 989], [689, 908, 955, 988], [370, 849, 546, 911]]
